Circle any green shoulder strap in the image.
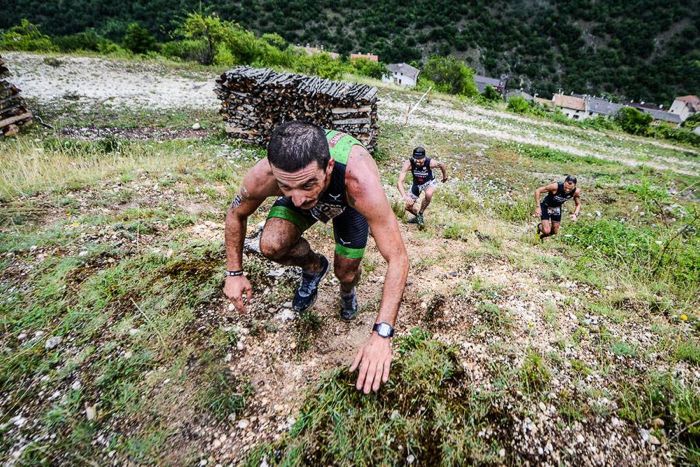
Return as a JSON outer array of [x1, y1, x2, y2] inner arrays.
[[325, 129, 362, 165]]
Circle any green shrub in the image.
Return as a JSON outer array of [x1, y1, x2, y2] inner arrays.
[[176, 12, 233, 65], [507, 96, 530, 113], [681, 113, 700, 130], [615, 107, 652, 135], [482, 85, 502, 101], [421, 55, 477, 96], [349, 57, 387, 79], [650, 125, 700, 148], [0, 19, 56, 52], [122, 22, 157, 54], [161, 39, 209, 63], [53, 30, 103, 52], [294, 52, 347, 80]]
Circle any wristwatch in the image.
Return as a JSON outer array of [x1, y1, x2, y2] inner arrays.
[[373, 322, 394, 338]]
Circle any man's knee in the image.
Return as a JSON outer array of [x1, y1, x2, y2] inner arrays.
[[259, 236, 289, 260], [259, 225, 292, 260], [334, 260, 361, 285], [552, 223, 560, 234], [541, 223, 551, 234]]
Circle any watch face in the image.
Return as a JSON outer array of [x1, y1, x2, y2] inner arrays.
[[376, 323, 392, 337]]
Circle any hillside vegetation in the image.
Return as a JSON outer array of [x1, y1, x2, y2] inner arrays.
[[1, 0, 699, 103]]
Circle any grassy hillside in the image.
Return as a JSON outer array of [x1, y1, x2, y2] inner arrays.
[[0, 53, 698, 464], [1, 0, 699, 103]]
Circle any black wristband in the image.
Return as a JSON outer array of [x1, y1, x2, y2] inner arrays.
[[225, 270, 244, 277]]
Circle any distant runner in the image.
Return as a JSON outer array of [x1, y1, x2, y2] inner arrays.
[[534, 175, 581, 239], [224, 122, 408, 393], [397, 147, 448, 227]]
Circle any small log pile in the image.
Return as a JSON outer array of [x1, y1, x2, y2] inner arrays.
[[0, 55, 33, 137], [215, 67, 378, 152]]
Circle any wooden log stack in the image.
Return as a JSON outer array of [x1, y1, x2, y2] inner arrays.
[[0, 55, 33, 137], [215, 67, 379, 153]]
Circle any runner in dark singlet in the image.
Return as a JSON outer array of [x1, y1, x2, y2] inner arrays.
[[534, 175, 581, 239], [224, 122, 408, 394], [397, 147, 448, 227]]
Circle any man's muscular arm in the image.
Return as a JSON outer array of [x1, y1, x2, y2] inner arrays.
[[346, 146, 409, 393], [397, 160, 412, 200], [571, 188, 582, 220], [430, 159, 448, 182], [224, 158, 280, 311]]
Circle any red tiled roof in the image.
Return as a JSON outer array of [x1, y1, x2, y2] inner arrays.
[[552, 94, 586, 111], [676, 95, 700, 111]]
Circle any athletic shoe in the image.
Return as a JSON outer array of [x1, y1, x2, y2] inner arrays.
[[417, 213, 425, 228], [339, 288, 359, 321], [407, 216, 419, 224], [292, 255, 329, 313]]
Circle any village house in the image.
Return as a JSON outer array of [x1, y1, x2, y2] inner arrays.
[[669, 95, 700, 122], [350, 52, 379, 62], [383, 63, 420, 87], [551, 93, 684, 126], [636, 106, 681, 125], [586, 96, 623, 118], [628, 102, 681, 125], [552, 93, 588, 120]]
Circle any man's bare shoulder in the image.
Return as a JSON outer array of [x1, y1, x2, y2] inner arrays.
[[344, 144, 382, 207], [242, 158, 280, 199], [345, 145, 378, 181]]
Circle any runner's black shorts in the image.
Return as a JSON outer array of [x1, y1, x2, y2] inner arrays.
[[266, 196, 369, 259], [540, 202, 562, 222]]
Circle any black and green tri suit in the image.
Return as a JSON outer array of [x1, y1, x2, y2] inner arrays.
[[266, 129, 369, 260], [540, 182, 575, 222]]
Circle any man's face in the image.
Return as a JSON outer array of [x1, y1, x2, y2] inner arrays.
[[271, 160, 334, 210], [564, 180, 576, 192], [414, 157, 426, 166]]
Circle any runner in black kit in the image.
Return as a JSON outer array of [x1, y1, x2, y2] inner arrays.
[[224, 122, 408, 394], [397, 147, 447, 227], [534, 175, 581, 239]]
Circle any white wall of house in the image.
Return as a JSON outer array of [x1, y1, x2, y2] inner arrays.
[[382, 71, 417, 87], [670, 99, 692, 121], [561, 108, 591, 120]]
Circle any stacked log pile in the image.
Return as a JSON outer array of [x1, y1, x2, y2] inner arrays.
[[0, 55, 33, 137], [215, 67, 378, 152]]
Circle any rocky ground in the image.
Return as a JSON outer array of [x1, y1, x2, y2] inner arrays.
[[1, 52, 698, 466]]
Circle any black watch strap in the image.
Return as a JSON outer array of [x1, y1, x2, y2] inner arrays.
[[225, 270, 244, 277], [373, 322, 394, 338]]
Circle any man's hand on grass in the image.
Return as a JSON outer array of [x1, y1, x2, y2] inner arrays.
[[350, 333, 392, 394]]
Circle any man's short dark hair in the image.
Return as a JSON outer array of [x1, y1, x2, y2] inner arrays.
[[267, 121, 330, 172], [565, 175, 577, 184]]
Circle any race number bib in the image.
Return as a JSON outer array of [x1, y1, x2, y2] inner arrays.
[[311, 202, 346, 223]]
